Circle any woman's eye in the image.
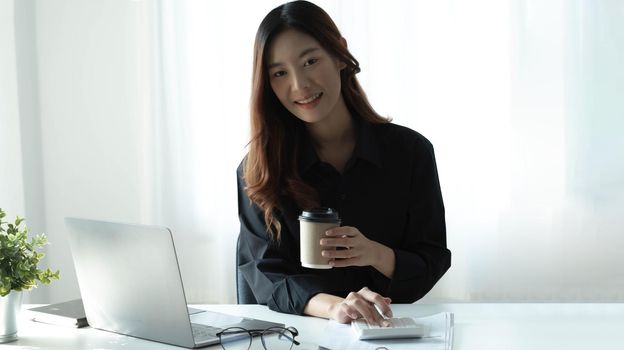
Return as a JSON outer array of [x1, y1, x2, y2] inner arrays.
[[273, 71, 286, 78], [304, 58, 318, 66]]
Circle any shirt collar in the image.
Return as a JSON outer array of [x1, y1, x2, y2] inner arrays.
[[298, 118, 382, 174]]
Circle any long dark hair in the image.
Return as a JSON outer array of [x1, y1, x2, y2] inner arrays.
[[245, 0, 390, 240]]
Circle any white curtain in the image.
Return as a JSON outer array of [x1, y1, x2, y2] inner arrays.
[[4, 0, 622, 304], [157, 0, 624, 303]]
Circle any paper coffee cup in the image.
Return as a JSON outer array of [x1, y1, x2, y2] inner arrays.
[[298, 208, 341, 269]]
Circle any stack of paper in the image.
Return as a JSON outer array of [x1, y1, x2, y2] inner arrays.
[[318, 312, 454, 350]]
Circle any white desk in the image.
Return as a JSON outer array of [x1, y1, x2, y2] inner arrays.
[[3, 303, 623, 349]]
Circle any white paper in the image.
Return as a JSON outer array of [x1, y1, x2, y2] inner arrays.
[[317, 312, 453, 350]]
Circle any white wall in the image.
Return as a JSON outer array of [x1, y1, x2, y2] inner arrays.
[[32, 0, 157, 302], [12, 0, 48, 303], [0, 0, 25, 215], [11, 0, 232, 304]]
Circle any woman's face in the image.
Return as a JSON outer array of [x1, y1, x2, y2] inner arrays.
[[267, 29, 346, 124]]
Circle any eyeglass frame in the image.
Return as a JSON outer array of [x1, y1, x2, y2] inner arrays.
[[216, 326, 300, 350]]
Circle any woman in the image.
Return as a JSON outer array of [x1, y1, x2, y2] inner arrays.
[[237, 0, 450, 326]]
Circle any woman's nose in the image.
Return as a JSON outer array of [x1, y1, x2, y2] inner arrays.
[[291, 71, 310, 92]]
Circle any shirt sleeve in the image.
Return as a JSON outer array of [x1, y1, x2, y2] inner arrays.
[[370, 137, 451, 302], [237, 163, 336, 315]]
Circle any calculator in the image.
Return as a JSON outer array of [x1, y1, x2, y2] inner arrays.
[[351, 317, 427, 340]]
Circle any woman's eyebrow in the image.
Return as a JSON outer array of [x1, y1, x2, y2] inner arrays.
[[269, 47, 320, 69]]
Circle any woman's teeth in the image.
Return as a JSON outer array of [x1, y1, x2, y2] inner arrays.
[[296, 93, 322, 104]]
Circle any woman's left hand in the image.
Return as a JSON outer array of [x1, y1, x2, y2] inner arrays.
[[320, 226, 383, 268]]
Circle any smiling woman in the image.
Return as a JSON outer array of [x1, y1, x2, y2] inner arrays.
[[4, 0, 619, 314], [268, 29, 353, 172], [267, 30, 346, 125], [237, 0, 451, 325]]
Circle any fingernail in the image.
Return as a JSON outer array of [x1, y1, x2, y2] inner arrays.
[[322, 251, 328, 256], [320, 239, 326, 245], [382, 320, 391, 327]]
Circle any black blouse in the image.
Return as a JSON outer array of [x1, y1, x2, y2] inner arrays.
[[237, 120, 451, 315]]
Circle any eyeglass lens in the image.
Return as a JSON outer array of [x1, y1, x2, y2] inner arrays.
[[219, 326, 297, 350]]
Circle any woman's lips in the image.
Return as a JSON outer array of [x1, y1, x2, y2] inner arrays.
[[294, 92, 323, 109]]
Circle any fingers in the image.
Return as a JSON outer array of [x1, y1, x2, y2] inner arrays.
[[337, 288, 394, 326], [331, 288, 394, 326], [329, 257, 358, 267], [358, 287, 394, 319], [334, 301, 359, 323], [320, 236, 352, 248], [345, 292, 384, 326], [376, 298, 394, 319], [320, 226, 364, 252], [321, 227, 371, 268], [325, 226, 360, 237], [321, 246, 356, 259], [321, 233, 360, 263], [322, 248, 362, 267]]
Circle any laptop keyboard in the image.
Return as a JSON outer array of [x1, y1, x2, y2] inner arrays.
[[191, 323, 221, 342]]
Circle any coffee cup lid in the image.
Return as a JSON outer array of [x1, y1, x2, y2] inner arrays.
[[298, 207, 341, 223]]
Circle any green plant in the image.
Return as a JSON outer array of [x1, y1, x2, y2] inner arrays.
[[0, 208, 60, 297]]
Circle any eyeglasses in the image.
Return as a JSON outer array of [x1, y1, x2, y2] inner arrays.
[[217, 326, 300, 350]]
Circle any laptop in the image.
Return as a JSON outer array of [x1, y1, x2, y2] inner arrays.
[[65, 217, 282, 348]]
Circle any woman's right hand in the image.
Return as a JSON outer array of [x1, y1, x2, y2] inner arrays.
[[328, 287, 393, 325]]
